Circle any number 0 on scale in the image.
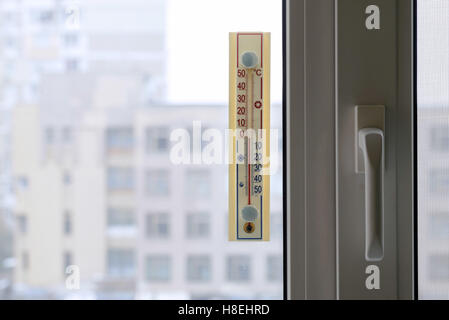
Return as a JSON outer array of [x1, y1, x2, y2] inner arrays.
[[229, 32, 270, 241]]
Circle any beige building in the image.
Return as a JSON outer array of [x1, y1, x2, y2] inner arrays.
[[2, 0, 284, 299], [11, 72, 283, 299]]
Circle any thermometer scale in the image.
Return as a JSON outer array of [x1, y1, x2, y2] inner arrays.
[[229, 32, 270, 241]]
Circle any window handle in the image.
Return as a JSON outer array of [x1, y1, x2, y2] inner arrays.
[[358, 128, 384, 262]]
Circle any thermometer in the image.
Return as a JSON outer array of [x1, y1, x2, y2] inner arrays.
[[229, 32, 270, 241]]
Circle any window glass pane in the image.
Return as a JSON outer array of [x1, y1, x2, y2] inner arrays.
[[185, 170, 211, 198], [107, 167, 134, 191], [107, 249, 135, 278], [146, 255, 171, 282], [227, 255, 251, 282], [145, 213, 170, 239], [186, 213, 210, 239], [0, 0, 282, 300], [146, 127, 169, 154], [187, 255, 211, 282], [145, 170, 170, 196], [63, 212, 72, 235], [428, 213, 449, 240], [107, 207, 137, 239], [266, 255, 283, 282], [16, 215, 27, 234], [106, 127, 134, 152], [63, 251, 73, 272], [418, 0, 449, 300]]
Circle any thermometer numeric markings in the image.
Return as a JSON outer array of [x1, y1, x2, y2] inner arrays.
[[230, 32, 269, 240]]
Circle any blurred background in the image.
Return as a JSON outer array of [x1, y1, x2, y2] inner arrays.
[[418, 0, 449, 300], [0, 0, 283, 299], [1, 0, 447, 301]]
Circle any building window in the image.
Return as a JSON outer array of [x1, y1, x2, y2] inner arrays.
[[428, 213, 449, 239], [38, 10, 54, 23], [430, 126, 449, 151], [22, 252, 29, 271], [146, 127, 169, 154], [145, 255, 171, 282], [141, 74, 155, 104], [187, 255, 211, 282], [63, 171, 72, 185], [44, 127, 55, 145], [16, 176, 29, 191], [428, 255, 449, 281], [186, 213, 210, 239], [106, 127, 134, 152], [145, 170, 169, 196], [266, 255, 283, 282], [63, 251, 73, 272], [107, 248, 135, 278], [107, 167, 134, 191], [24, 83, 38, 102], [17, 215, 27, 234], [227, 255, 250, 282], [63, 212, 72, 235], [62, 127, 73, 144], [187, 126, 209, 153], [66, 59, 80, 72], [107, 208, 135, 228], [185, 170, 211, 198], [64, 33, 79, 47], [429, 169, 449, 194], [145, 213, 170, 238]]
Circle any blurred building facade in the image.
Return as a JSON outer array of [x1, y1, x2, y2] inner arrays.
[[11, 73, 283, 299], [1, 0, 283, 299], [418, 108, 449, 299], [1, 0, 449, 302]]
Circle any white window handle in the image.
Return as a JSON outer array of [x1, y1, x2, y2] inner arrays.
[[358, 128, 384, 262]]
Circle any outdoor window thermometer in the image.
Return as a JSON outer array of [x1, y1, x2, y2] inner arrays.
[[229, 32, 270, 241]]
